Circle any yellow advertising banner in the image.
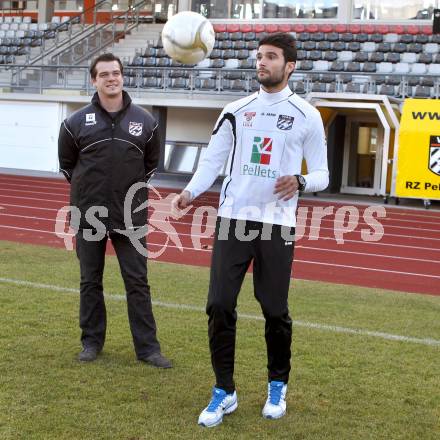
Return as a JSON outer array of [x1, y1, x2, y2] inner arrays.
[[395, 99, 440, 199]]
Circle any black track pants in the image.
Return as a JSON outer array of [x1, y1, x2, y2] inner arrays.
[[76, 231, 160, 357], [206, 217, 294, 393]]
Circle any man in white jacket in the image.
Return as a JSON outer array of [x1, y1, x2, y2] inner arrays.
[[172, 33, 329, 427]]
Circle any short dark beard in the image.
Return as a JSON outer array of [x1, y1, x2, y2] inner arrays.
[[256, 68, 286, 88]]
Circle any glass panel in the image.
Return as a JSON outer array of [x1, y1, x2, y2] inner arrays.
[[347, 123, 377, 189], [54, 0, 83, 10], [263, 0, 338, 19], [353, 0, 439, 20], [192, 0, 229, 18], [164, 144, 199, 173], [232, 0, 261, 18]]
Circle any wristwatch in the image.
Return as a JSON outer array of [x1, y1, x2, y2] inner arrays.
[[294, 174, 306, 192]]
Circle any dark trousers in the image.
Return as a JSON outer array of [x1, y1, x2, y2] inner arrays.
[[207, 218, 294, 394], [75, 231, 160, 358]]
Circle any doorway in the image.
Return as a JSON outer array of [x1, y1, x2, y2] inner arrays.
[[341, 117, 384, 196]]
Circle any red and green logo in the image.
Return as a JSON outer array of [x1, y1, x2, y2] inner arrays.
[[251, 136, 272, 165]]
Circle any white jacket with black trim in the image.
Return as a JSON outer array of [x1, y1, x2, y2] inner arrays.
[[185, 86, 329, 227]]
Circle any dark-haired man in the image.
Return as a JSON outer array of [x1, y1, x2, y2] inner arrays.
[[172, 33, 329, 426], [58, 53, 171, 368]]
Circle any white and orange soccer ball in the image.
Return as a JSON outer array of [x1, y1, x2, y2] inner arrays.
[[161, 11, 215, 65]]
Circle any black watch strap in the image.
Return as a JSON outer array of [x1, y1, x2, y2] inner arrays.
[[295, 174, 306, 191]]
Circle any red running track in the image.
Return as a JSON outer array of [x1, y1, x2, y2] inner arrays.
[[0, 174, 439, 296]]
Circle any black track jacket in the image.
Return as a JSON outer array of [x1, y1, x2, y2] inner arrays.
[[58, 91, 160, 232]]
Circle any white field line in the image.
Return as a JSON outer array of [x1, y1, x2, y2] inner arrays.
[[1, 223, 439, 280], [0, 277, 438, 348]]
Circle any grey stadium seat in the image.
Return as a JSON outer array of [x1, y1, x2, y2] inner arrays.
[[370, 52, 385, 63], [393, 43, 407, 53], [415, 34, 429, 44], [345, 82, 361, 93], [211, 59, 225, 68], [399, 34, 414, 44], [377, 42, 391, 52], [303, 41, 316, 51], [310, 32, 325, 41], [329, 60, 345, 71], [369, 33, 383, 43], [325, 32, 339, 42], [362, 62, 377, 72], [414, 85, 432, 98], [407, 43, 423, 53], [324, 51, 338, 61], [379, 84, 396, 96], [354, 52, 368, 62], [332, 41, 346, 51], [347, 41, 361, 51], [233, 40, 245, 50], [317, 41, 331, 51], [312, 82, 327, 92], [298, 60, 313, 70], [354, 33, 368, 43], [347, 61, 361, 72], [386, 53, 401, 63], [308, 50, 322, 61]]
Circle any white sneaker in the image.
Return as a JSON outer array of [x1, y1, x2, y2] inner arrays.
[[262, 381, 287, 419], [198, 387, 238, 427]]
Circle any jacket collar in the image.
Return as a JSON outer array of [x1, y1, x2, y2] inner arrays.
[[91, 90, 132, 115], [258, 85, 292, 104]]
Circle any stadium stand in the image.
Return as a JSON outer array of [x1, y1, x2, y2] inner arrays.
[[119, 23, 439, 99]]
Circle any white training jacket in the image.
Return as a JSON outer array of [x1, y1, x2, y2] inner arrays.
[[185, 85, 329, 227]]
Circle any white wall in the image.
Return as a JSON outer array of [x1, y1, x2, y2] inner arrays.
[[0, 101, 63, 173], [166, 107, 221, 144]]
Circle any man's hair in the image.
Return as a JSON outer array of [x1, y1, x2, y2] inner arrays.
[[89, 53, 124, 79], [258, 32, 297, 63]]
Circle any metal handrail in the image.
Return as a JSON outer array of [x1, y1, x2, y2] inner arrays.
[[55, 0, 151, 66], [1, 64, 439, 99], [23, 0, 110, 66]]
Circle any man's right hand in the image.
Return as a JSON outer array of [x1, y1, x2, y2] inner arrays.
[[171, 190, 192, 218]]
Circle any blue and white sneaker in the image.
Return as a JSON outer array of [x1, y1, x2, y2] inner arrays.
[[262, 381, 287, 419], [198, 387, 238, 427]]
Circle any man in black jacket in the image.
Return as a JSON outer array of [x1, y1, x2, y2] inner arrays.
[[58, 53, 171, 367]]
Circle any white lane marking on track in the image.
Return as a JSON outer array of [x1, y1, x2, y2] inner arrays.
[[2, 197, 440, 241], [0, 189, 440, 225], [0, 277, 438, 347], [2, 223, 440, 280], [3, 213, 440, 264]]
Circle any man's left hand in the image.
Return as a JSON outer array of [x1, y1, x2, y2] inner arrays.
[[274, 175, 299, 201]]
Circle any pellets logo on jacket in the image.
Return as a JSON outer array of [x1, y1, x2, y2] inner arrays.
[[129, 122, 143, 136], [429, 135, 440, 176], [277, 115, 294, 130], [251, 137, 272, 165]]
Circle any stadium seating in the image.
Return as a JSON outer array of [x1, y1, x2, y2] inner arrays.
[[0, 15, 76, 64], [123, 23, 439, 98]]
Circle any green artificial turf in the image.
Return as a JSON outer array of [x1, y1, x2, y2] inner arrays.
[[0, 241, 439, 440]]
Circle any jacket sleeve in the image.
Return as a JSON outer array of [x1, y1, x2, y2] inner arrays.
[[58, 120, 79, 183], [144, 122, 160, 183], [184, 109, 234, 200], [302, 109, 329, 193]]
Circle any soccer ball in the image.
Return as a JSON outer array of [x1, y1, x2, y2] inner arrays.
[[161, 12, 215, 65]]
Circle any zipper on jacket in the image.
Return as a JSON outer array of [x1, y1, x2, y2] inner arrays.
[[111, 121, 115, 139]]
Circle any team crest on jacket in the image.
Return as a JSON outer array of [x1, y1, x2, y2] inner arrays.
[[243, 112, 256, 127], [85, 113, 96, 126], [429, 135, 440, 176], [277, 115, 294, 130], [129, 122, 143, 136]]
